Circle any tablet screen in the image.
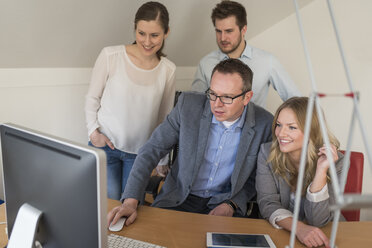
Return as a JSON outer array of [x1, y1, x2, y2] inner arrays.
[[212, 233, 270, 247]]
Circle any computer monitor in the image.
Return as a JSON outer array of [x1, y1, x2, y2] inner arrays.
[[0, 123, 107, 247]]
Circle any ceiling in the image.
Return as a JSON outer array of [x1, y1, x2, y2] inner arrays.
[[0, 0, 313, 67]]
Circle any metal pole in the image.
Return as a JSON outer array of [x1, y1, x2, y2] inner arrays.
[[288, 93, 316, 248]]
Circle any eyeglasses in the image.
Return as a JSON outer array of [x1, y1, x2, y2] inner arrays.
[[205, 88, 248, 104]]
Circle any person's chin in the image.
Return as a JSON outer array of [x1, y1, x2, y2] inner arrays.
[[142, 49, 155, 56], [279, 145, 291, 154], [218, 44, 231, 53], [219, 47, 231, 54], [213, 111, 225, 121], [141, 45, 159, 56]]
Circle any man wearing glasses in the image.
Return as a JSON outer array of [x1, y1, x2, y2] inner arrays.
[[108, 59, 273, 227]]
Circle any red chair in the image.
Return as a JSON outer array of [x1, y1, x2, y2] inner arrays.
[[340, 150, 364, 221]]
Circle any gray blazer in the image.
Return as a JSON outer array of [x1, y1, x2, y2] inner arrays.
[[256, 142, 344, 227], [122, 92, 273, 215]]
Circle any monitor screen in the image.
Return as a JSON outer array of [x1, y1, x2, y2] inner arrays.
[[0, 123, 107, 247]]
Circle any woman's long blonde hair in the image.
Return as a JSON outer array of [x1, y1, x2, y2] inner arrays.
[[268, 97, 339, 194]]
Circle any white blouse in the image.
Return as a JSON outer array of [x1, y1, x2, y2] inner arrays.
[[85, 45, 176, 154]]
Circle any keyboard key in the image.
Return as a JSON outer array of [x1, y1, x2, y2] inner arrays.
[[108, 233, 166, 248]]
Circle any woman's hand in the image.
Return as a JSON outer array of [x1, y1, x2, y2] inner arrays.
[[90, 129, 115, 149], [316, 144, 338, 172], [277, 218, 329, 247], [310, 144, 338, 193], [296, 222, 330, 248]]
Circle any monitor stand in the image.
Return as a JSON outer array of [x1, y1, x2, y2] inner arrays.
[[8, 203, 43, 248]]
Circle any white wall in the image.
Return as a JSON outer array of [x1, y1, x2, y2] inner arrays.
[[249, 0, 372, 220], [0, 0, 313, 67]]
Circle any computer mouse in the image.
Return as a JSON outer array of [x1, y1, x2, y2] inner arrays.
[[109, 217, 127, 232]]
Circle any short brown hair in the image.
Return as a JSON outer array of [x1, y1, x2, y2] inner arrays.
[[211, 58, 253, 92], [211, 1, 247, 30]]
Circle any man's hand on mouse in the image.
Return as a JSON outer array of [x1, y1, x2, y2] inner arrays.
[[107, 198, 139, 228]]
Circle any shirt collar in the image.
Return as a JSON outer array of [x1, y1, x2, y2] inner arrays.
[[217, 41, 252, 60]]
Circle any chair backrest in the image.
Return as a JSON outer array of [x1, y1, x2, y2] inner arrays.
[[340, 150, 364, 221], [169, 91, 182, 165]]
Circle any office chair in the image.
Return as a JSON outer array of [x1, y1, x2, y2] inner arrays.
[[340, 150, 364, 221]]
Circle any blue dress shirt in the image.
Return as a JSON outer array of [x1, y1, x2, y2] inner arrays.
[[191, 106, 248, 198], [191, 42, 301, 107]]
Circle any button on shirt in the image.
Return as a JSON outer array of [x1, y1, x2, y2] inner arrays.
[[191, 107, 247, 198]]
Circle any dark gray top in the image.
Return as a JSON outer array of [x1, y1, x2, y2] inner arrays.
[[256, 142, 344, 227]]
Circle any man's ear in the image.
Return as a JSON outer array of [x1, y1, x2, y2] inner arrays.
[[241, 25, 247, 37], [243, 91, 253, 105]]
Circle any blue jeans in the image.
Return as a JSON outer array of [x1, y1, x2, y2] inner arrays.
[[89, 142, 137, 200]]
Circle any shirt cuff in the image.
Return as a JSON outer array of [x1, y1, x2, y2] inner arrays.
[[306, 183, 329, 202], [158, 154, 169, 166], [269, 209, 293, 229], [88, 123, 100, 137]]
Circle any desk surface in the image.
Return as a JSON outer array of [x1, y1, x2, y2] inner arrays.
[[1, 200, 372, 247]]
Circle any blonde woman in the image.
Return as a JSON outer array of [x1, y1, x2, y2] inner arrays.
[[256, 97, 344, 248]]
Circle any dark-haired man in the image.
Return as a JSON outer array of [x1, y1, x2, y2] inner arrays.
[[108, 59, 273, 227], [192, 0, 300, 108]]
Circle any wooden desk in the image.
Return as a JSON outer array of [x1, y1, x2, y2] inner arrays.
[[106, 200, 372, 247], [1, 201, 372, 247], [0, 204, 6, 248]]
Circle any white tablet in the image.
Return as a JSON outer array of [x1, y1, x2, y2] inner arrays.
[[206, 232, 276, 248]]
